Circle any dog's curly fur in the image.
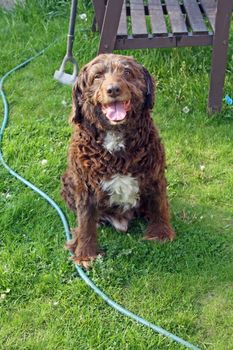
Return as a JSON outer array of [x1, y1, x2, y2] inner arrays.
[[61, 54, 175, 268]]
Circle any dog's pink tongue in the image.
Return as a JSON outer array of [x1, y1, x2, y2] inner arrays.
[[102, 102, 126, 121]]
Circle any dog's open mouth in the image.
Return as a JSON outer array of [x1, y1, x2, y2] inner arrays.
[[101, 101, 131, 123]]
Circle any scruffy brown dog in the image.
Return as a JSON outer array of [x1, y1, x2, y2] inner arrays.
[[61, 54, 175, 268]]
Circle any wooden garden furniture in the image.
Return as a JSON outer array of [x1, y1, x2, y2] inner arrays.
[[92, 0, 233, 113]]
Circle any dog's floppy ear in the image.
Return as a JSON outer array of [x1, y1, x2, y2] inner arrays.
[[142, 66, 155, 110], [70, 67, 88, 124]]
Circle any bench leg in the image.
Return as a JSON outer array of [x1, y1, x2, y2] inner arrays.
[[208, 0, 233, 114], [98, 0, 124, 54], [92, 0, 106, 32]]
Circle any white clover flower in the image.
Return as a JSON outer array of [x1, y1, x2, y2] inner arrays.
[[182, 106, 190, 114], [0, 294, 6, 300], [79, 13, 87, 21], [200, 164, 205, 171], [41, 159, 48, 166]]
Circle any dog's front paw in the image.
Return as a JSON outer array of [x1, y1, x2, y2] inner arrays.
[[71, 255, 96, 269], [72, 245, 103, 269], [144, 224, 175, 242]]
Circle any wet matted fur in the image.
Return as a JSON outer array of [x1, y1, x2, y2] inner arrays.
[[61, 54, 175, 268]]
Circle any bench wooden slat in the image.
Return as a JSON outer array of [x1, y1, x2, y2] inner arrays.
[[148, 0, 167, 36], [183, 0, 208, 34], [130, 0, 148, 37], [117, 1, 127, 36], [165, 0, 188, 34], [200, 0, 217, 31]]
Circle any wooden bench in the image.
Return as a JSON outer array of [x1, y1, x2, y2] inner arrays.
[[92, 0, 233, 113]]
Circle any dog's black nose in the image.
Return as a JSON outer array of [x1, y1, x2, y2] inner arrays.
[[107, 84, 121, 97]]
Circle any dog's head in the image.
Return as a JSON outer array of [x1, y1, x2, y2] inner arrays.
[[71, 54, 155, 127]]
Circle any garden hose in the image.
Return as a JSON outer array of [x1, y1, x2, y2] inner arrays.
[[0, 46, 200, 350]]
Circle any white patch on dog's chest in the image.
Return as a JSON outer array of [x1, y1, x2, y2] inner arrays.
[[103, 131, 125, 153], [101, 174, 139, 210]]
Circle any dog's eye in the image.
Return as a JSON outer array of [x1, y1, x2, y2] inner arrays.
[[94, 73, 102, 80], [124, 68, 132, 77]]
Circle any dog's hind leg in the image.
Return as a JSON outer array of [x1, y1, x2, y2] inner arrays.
[[142, 178, 175, 241]]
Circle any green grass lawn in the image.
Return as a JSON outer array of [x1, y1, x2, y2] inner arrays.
[[1, 1, 233, 349]]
